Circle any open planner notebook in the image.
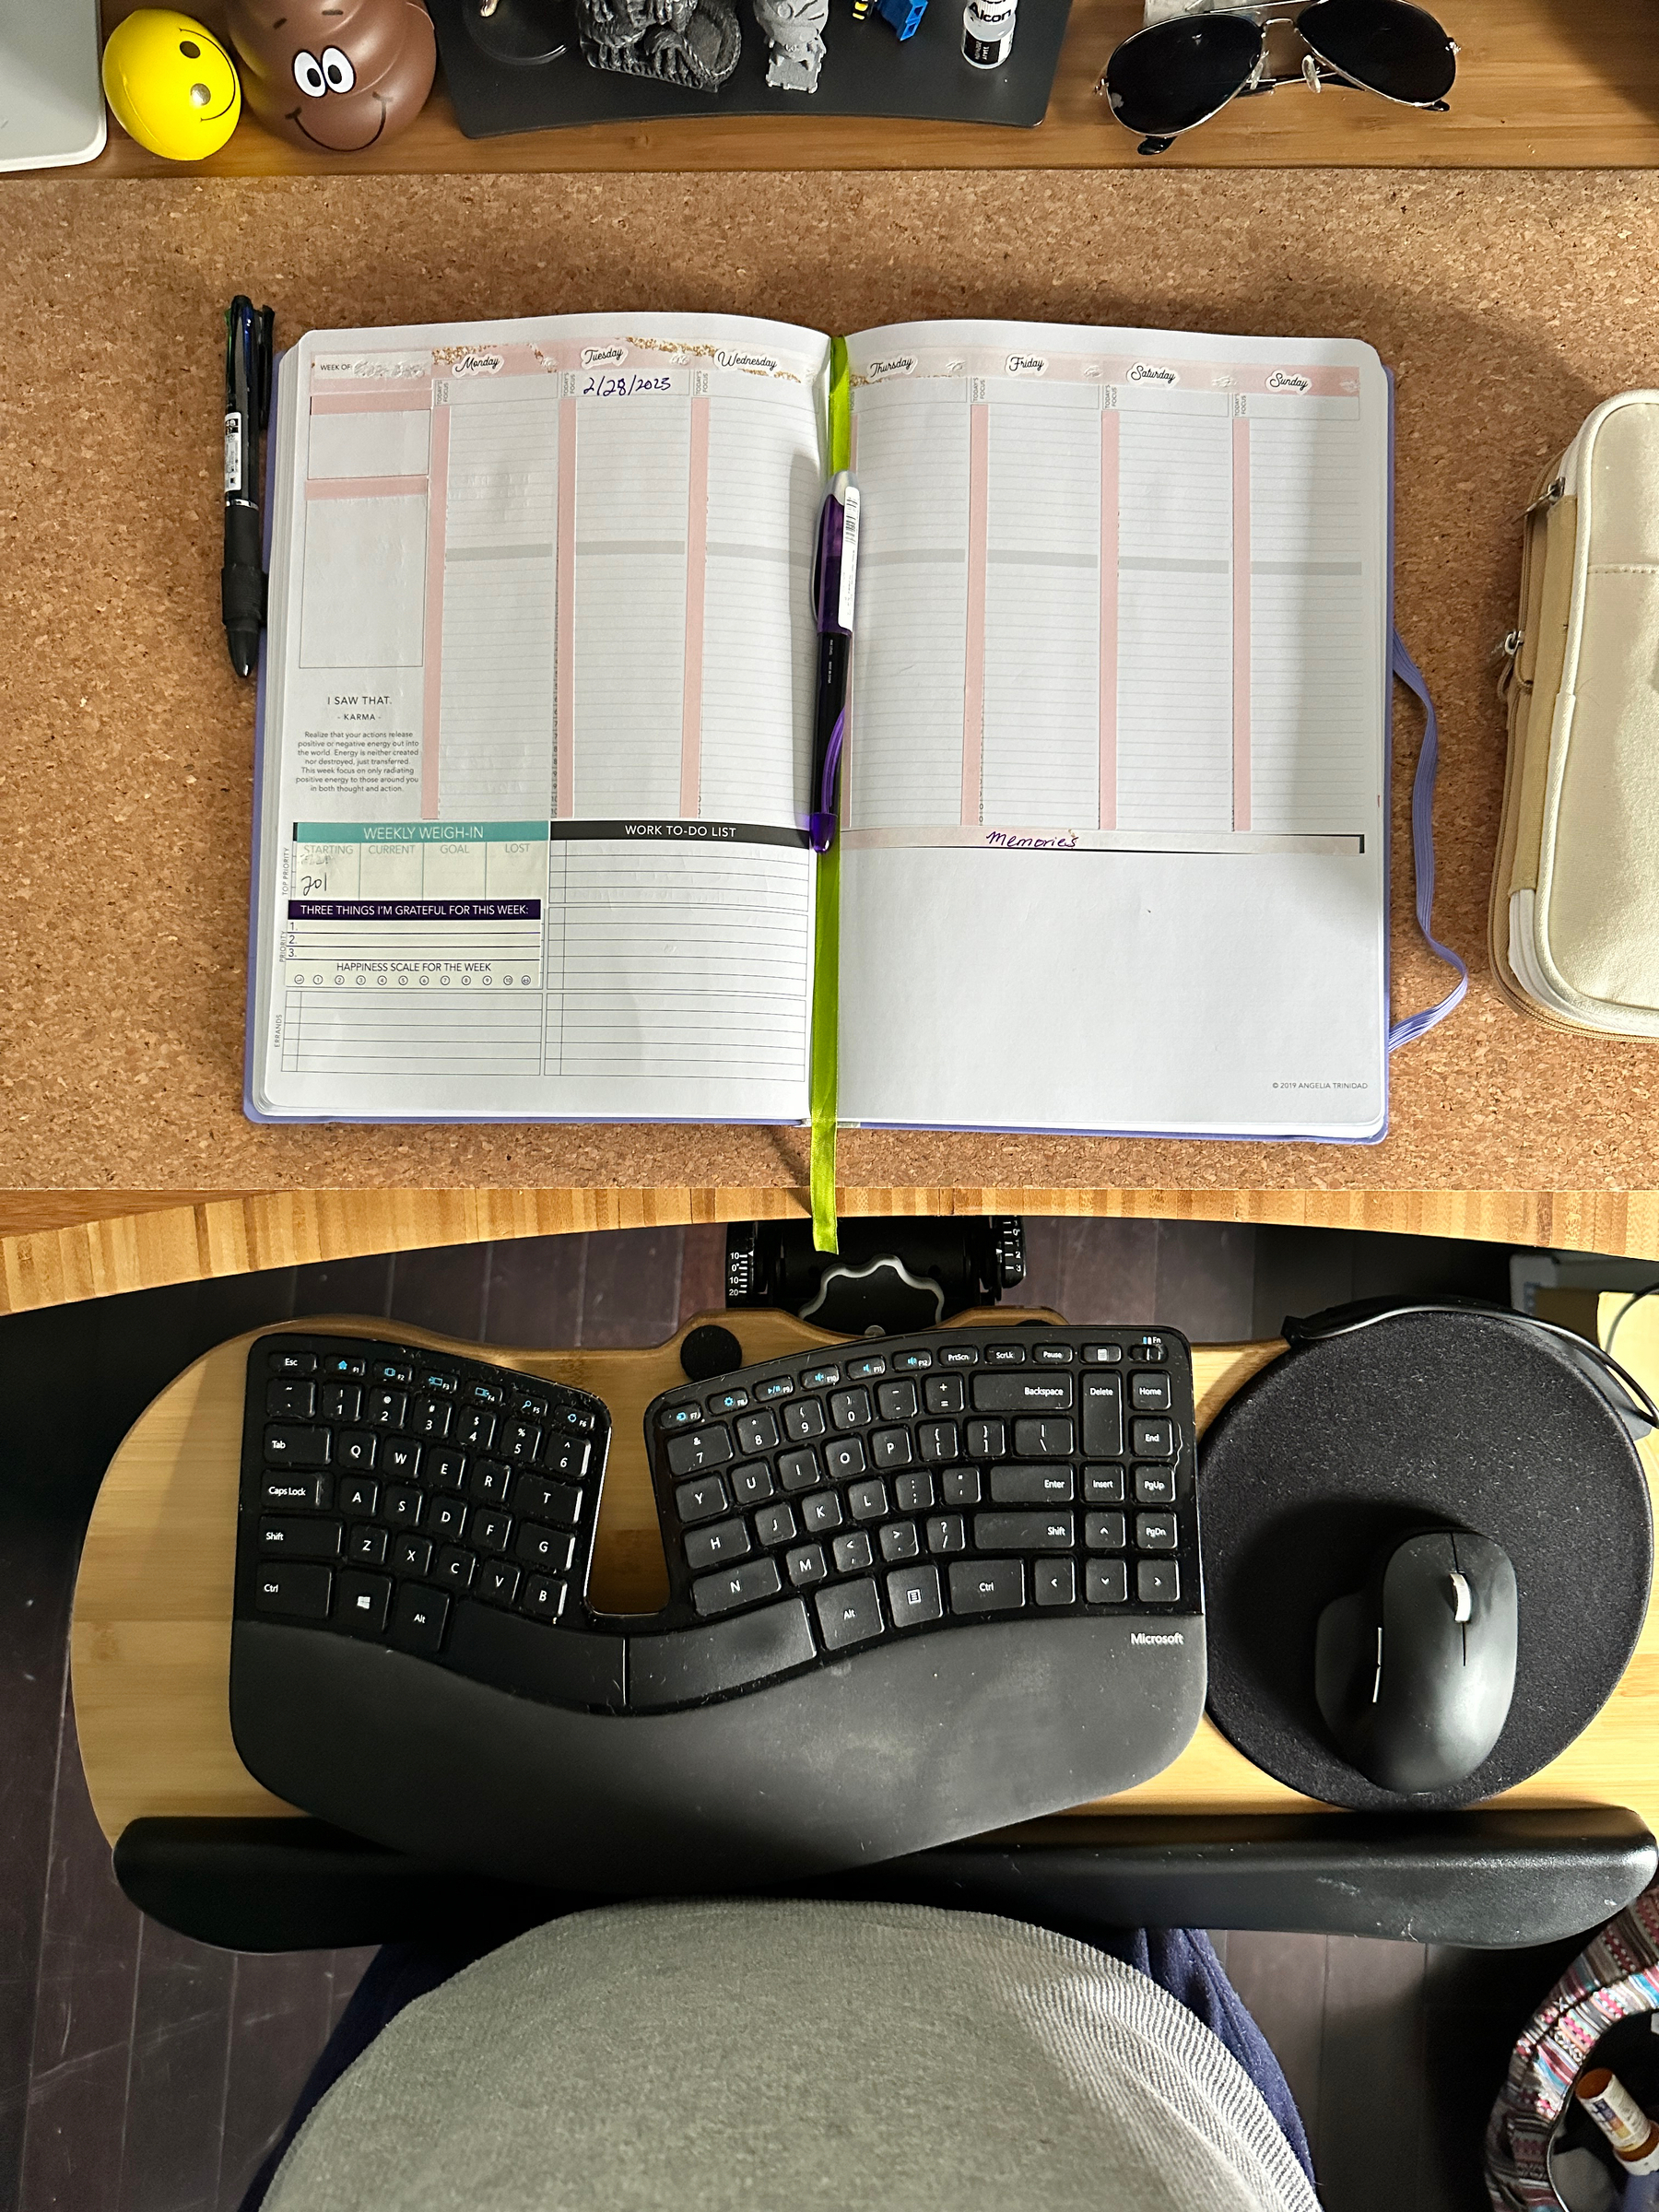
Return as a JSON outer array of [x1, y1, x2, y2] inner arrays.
[[248, 311, 1394, 1139]]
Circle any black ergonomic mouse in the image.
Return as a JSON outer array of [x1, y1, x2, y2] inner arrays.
[[1313, 1528, 1519, 1794]]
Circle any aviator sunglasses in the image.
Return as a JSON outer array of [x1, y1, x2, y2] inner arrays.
[[1099, 0, 1457, 156]]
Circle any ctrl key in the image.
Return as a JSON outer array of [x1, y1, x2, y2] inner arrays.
[[253, 1563, 332, 1619]]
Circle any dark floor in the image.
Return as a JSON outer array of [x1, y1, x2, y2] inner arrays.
[[0, 1218, 1582, 2211]]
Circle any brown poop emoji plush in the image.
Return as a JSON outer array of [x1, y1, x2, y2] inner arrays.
[[225, 0, 436, 151]]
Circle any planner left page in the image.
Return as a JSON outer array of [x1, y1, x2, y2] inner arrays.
[[246, 312, 830, 1124]]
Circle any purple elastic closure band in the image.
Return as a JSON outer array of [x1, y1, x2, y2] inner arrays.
[[1388, 629, 1468, 1052]]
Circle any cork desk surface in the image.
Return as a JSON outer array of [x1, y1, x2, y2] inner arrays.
[[71, 1308, 1659, 1844], [6, 168, 1659, 1308]]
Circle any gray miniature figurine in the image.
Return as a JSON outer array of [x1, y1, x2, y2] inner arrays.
[[752, 0, 827, 90], [574, 0, 741, 89]]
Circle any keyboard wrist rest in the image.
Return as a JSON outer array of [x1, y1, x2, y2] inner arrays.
[[230, 1616, 1207, 1891]]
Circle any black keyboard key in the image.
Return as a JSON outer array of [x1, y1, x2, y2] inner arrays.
[[983, 1343, 1029, 1368], [382, 1440, 422, 1484], [265, 1424, 332, 1469], [782, 1399, 827, 1442], [755, 1502, 797, 1548], [676, 1475, 730, 1525], [1138, 1560, 1181, 1604], [543, 1437, 592, 1483], [786, 1544, 828, 1587], [253, 1563, 332, 1617], [1031, 1342, 1076, 1366], [917, 1422, 959, 1465], [519, 1477, 582, 1528], [926, 1513, 966, 1555], [887, 1564, 943, 1627], [833, 1531, 875, 1574], [684, 1518, 751, 1572], [1131, 1371, 1172, 1412], [468, 1459, 513, 1506], [268, 1349, 317, 1376], [693, 1557, 782, 1618], [515, 1524, 575, 1573], [848, 1479, 889, 1522], [824, 1437, 867, 1480], [382, 1486, 424, 1529], [934, 1344, 976, 1368], [471, 1511, 513, 1554], [446, 1602, 624, 1710], [1131, 1418, 1177, 1459], [879, 1521, 920, 1563], [429, 1449, 467, 1492], [846, 1353, 888, 1380], [429, 1498, 468, 1544], [465, 1378, 506, 1408], [1086, 1512, 1126, 1550], [266, 1379, 316, 1418], [1088, 1559, 1129, 1605], [390, 1583, 449, 1653], [829, 1387, 874, 1430], [411, 1397, 453, 1439], [630, 1599, 818, 1708], [520, 1575, 568, 1623], [500, 1420, 542, 1465], [972, 1512, 1073, 1551], [754, 1374, 795, 1401], [481, 1560, 522, 1607], [322, 1383, 362, 1422], [1035, 1559, 1077, 1606], [735, 1410, 781, 1454], [949, 1559, 1025, 1613], [707, 1386, 750, 1416], [336, 1431, 377, 1474], [971, 1373, 1072, 1414], [815, 1578, 884, 1650], [371, 1360, 413, 1385], [1131, 1336, 1169, 1364], [660, 1403, 707, 1430], [877, 1380, 919, 1421], [259, 1516, 344, 1559], [348, 1525, 389, 1566], [893, 1471, 935, 1513], [1083, 1465, 1125, 1505], [779, 1449, 821, 1493], [1136, 1512, 1179, 1552], [337, 1477, 378, 1517], [924, 1375, 966, 1415], [801, 1491, 843, 1535], [1080, 1375, 1124, 1458], [437, 1546, 478, 1591], [665, 1426, 733, 1476], [729, 1462, 775, 1508], [260, 1473, 334, 1512], [1012, 1417, 1074, 1457], [420, 1368, 458, 1396], [1134, 1466, 1177, 1505], [889, 1347, 935, 1373], [800, 1363, 841, 1390], [870, 1428, 912, 1471], [457, 1408, 497, 1450], [941, 1468, 982, 1508], [336, 1571, 392, 1635], [394, 1535, 433, 1575], [991, 1466, 1074, 1505], [367, 1389, 407, 1430], [965, 1419, 1006, 1460], [321, 1354, 367, 1381], [1083, 1343, 1124, 1365]]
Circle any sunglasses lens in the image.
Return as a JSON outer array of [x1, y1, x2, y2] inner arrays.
[[1103, 15, 1264, 137], [1296, 0, 1455, 104]]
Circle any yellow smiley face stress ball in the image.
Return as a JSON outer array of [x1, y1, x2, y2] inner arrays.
[[102, 12, 242, 159]]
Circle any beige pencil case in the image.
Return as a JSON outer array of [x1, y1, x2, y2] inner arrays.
[[1492, 392, 1659, 1036]]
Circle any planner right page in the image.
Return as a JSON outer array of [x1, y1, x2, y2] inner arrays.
[[835, 319, 1392, 1141]]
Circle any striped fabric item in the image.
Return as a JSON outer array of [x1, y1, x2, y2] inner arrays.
[[1487, 1885, 1659, 2209]]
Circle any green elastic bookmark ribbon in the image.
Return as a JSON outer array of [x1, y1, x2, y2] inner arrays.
[[808, 338, 852, 1254]]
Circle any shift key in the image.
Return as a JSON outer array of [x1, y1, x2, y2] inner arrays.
[[1080, 1375, 1124, 1458]]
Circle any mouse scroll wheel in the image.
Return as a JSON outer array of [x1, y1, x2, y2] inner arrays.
[[1448, 1571, 1473, 1623]]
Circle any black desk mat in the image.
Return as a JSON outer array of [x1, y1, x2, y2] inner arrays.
[[429, 0, 1075, 134]]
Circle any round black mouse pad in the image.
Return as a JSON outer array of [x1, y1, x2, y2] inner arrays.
[[1199, 1312, 1652, 1810]]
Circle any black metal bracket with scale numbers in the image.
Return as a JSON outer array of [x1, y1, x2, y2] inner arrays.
[[229, 1325, 1209, 1891]]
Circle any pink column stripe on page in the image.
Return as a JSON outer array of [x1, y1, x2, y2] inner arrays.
[[1098, 409, 1120, 833], [1230, 413, 1252, 834], [420, 405, 450, 822], [960, 401, 990, 827], [679, 394, 711, 818], [555, 395, 577, 818]]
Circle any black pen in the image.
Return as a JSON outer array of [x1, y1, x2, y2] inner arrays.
[[221, 296, 275, 678]]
